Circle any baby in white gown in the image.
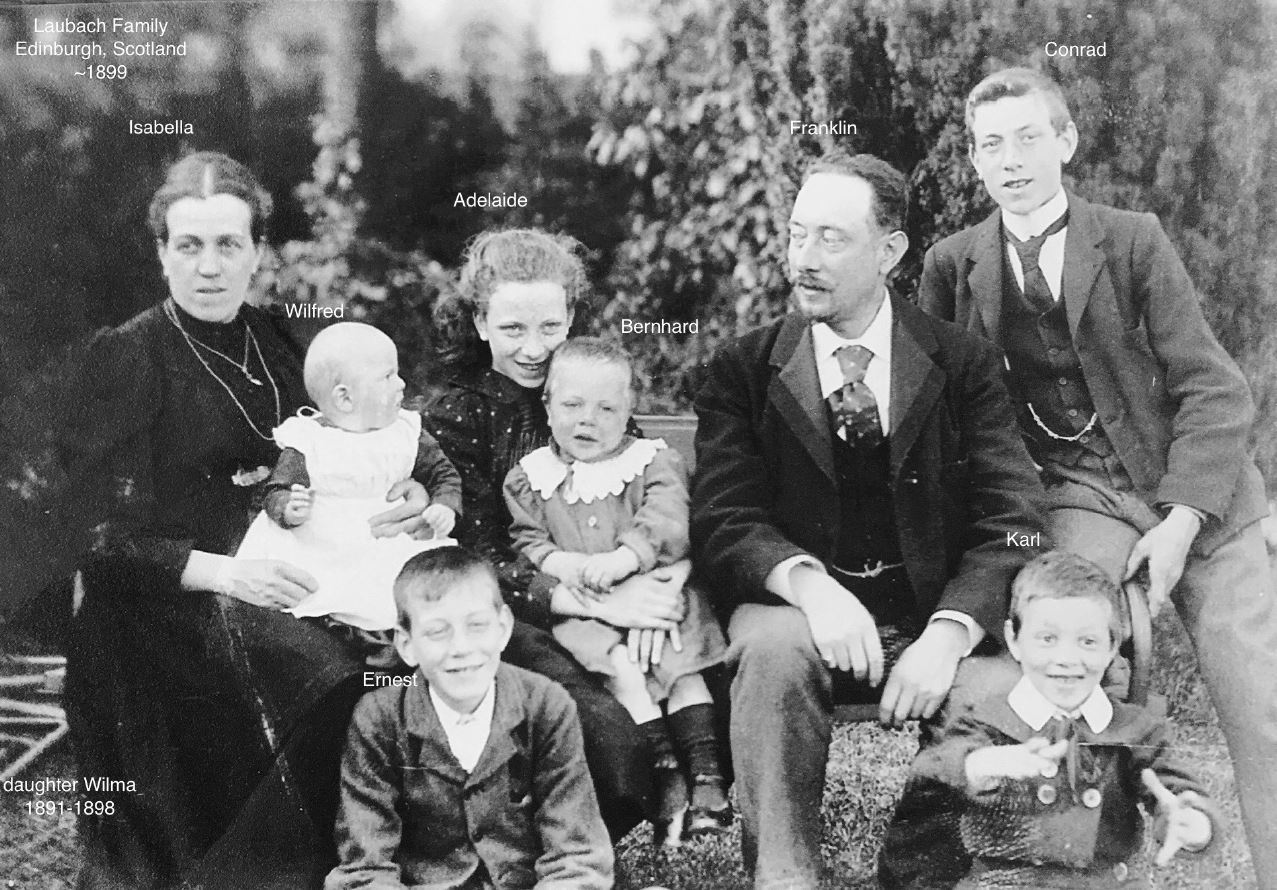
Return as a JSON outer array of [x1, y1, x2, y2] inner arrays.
[[238, 322, 460, 634]]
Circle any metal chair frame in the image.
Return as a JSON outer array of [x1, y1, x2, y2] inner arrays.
[[0, 655, 69, 780]]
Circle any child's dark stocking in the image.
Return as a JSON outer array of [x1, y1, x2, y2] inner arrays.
[[667, 702, 732, 835], [641, 717, 688, 848]]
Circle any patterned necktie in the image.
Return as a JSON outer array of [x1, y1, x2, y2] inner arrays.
[[1007, 211, 1069, 311], [828, 344, 882, 445]]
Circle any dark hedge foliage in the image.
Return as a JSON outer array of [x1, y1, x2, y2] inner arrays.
[[590, 0, 1277, 488]]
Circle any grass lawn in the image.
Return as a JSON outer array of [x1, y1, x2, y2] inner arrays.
[[614, 604, 1257, 889], [1, 580, 1264, 889]]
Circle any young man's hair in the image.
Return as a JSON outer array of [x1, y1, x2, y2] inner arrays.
[[964, 67, 1074, 135], [1009, 550, 1129, 643], [543, 336, 639, 404], [803, 149, 908, 235], [393, 546, 503, 631]]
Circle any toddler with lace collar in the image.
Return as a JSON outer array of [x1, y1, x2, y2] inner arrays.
[[501, 338, 731, 847], [909, 552, 1218, 889], [237, 322, 462, 655]]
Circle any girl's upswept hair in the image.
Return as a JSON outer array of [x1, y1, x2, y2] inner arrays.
[[434, 228, 588, 371]]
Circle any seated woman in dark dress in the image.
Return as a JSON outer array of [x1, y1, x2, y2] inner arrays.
[[59, 152, 427, 889], [422, 228, 690, 841]]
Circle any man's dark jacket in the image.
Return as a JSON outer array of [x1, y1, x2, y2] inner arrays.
[[691, 295, 1046, 639], [918, 193, 1267, 553]]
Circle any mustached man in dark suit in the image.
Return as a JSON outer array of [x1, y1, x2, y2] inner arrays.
[[919, 67, 1277, 888], [691, 151, 1046, 889]]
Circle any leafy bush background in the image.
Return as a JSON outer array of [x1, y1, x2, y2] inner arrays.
[[2, 0, 1275, 614]]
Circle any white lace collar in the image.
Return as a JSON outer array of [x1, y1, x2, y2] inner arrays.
[[520, 437, 667, 504]]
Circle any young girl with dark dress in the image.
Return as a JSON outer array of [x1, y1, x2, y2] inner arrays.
[[60, 153, 429, 889], [420, 229, 691, 843]]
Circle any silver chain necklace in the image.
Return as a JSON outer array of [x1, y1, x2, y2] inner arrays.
[[163, 298, 262, 385], [163, 299, 281, 441]]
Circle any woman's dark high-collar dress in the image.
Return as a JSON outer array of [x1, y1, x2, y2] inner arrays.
[[62, 301, 364, 888]]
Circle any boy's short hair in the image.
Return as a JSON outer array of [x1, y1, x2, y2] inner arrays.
[[965, 67, 1074, 136], [544, 337, 639, 404], [303, 322, 394, 407], [803, 149, 908, 235], [1009, 551, 1129, 643], [393, 547, 504, 631]]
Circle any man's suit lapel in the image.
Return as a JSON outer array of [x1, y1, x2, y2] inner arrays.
[[770, 315, 836, 483], [964, 209, 1005, 342], [889, 298, 945, 476], [1060, 193, 1106, 336]]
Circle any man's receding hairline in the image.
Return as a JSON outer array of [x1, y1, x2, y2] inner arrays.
[[794, 171, 896, 236]]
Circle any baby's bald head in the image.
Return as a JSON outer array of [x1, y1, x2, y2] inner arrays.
[[304, 322, 397, 414]]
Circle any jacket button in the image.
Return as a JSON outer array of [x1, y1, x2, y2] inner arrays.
[[1082, 787, 1102, 808], [1037, 784, 1057, 805], [1113, 862, 1129, 882], [1040, 762, 1058, 778]]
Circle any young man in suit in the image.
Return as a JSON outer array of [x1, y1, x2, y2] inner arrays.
[[918, 66, 1277, 888], [691, 151, 1046, 889]]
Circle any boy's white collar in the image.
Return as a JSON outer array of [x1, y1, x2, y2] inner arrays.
[[520, 437, 667, 504], [1007, 674, 1113, 733], [1001, 188, 1069, 242], [429, 679, 496, 728]]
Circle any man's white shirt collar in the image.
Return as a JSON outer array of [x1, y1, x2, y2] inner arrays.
[[429, 680, 496, 773], [1001, 188, 1069, 241], [1000, 190, 1068, 301], [1007, 674, 1113, 734], [811, 293, 893, 434]]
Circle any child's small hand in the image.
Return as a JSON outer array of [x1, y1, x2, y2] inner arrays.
[[282, 485, 314, 526], [421, 503, 456, 539], [1142, 769, 1212, 864], [580, 547, 641, 592], [541, 552, 589, 586], [964, 737, 1069, 792]]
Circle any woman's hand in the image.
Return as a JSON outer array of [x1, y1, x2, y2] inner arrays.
[[219, 559, 318, 610], [584, 560, 690, 630], [369, 479, 430, 539], [626, 627, 685, 672], [181, 551, 316, 610]]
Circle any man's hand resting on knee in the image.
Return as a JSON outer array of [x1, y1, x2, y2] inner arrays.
[[878, 618, 968, 725], [791, 564, 884, 686]]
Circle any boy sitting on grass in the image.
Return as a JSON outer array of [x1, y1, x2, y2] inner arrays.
[[909, 551, 1218, 889], [325, 546, 612, 890]]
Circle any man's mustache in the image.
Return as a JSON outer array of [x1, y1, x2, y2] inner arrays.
[[794, 275, 830, 291]]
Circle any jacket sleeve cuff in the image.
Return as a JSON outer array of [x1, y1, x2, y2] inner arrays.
[[764, 555, 823, 605], [513, 570, 560, 629], [929, 611, 983, 655]]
